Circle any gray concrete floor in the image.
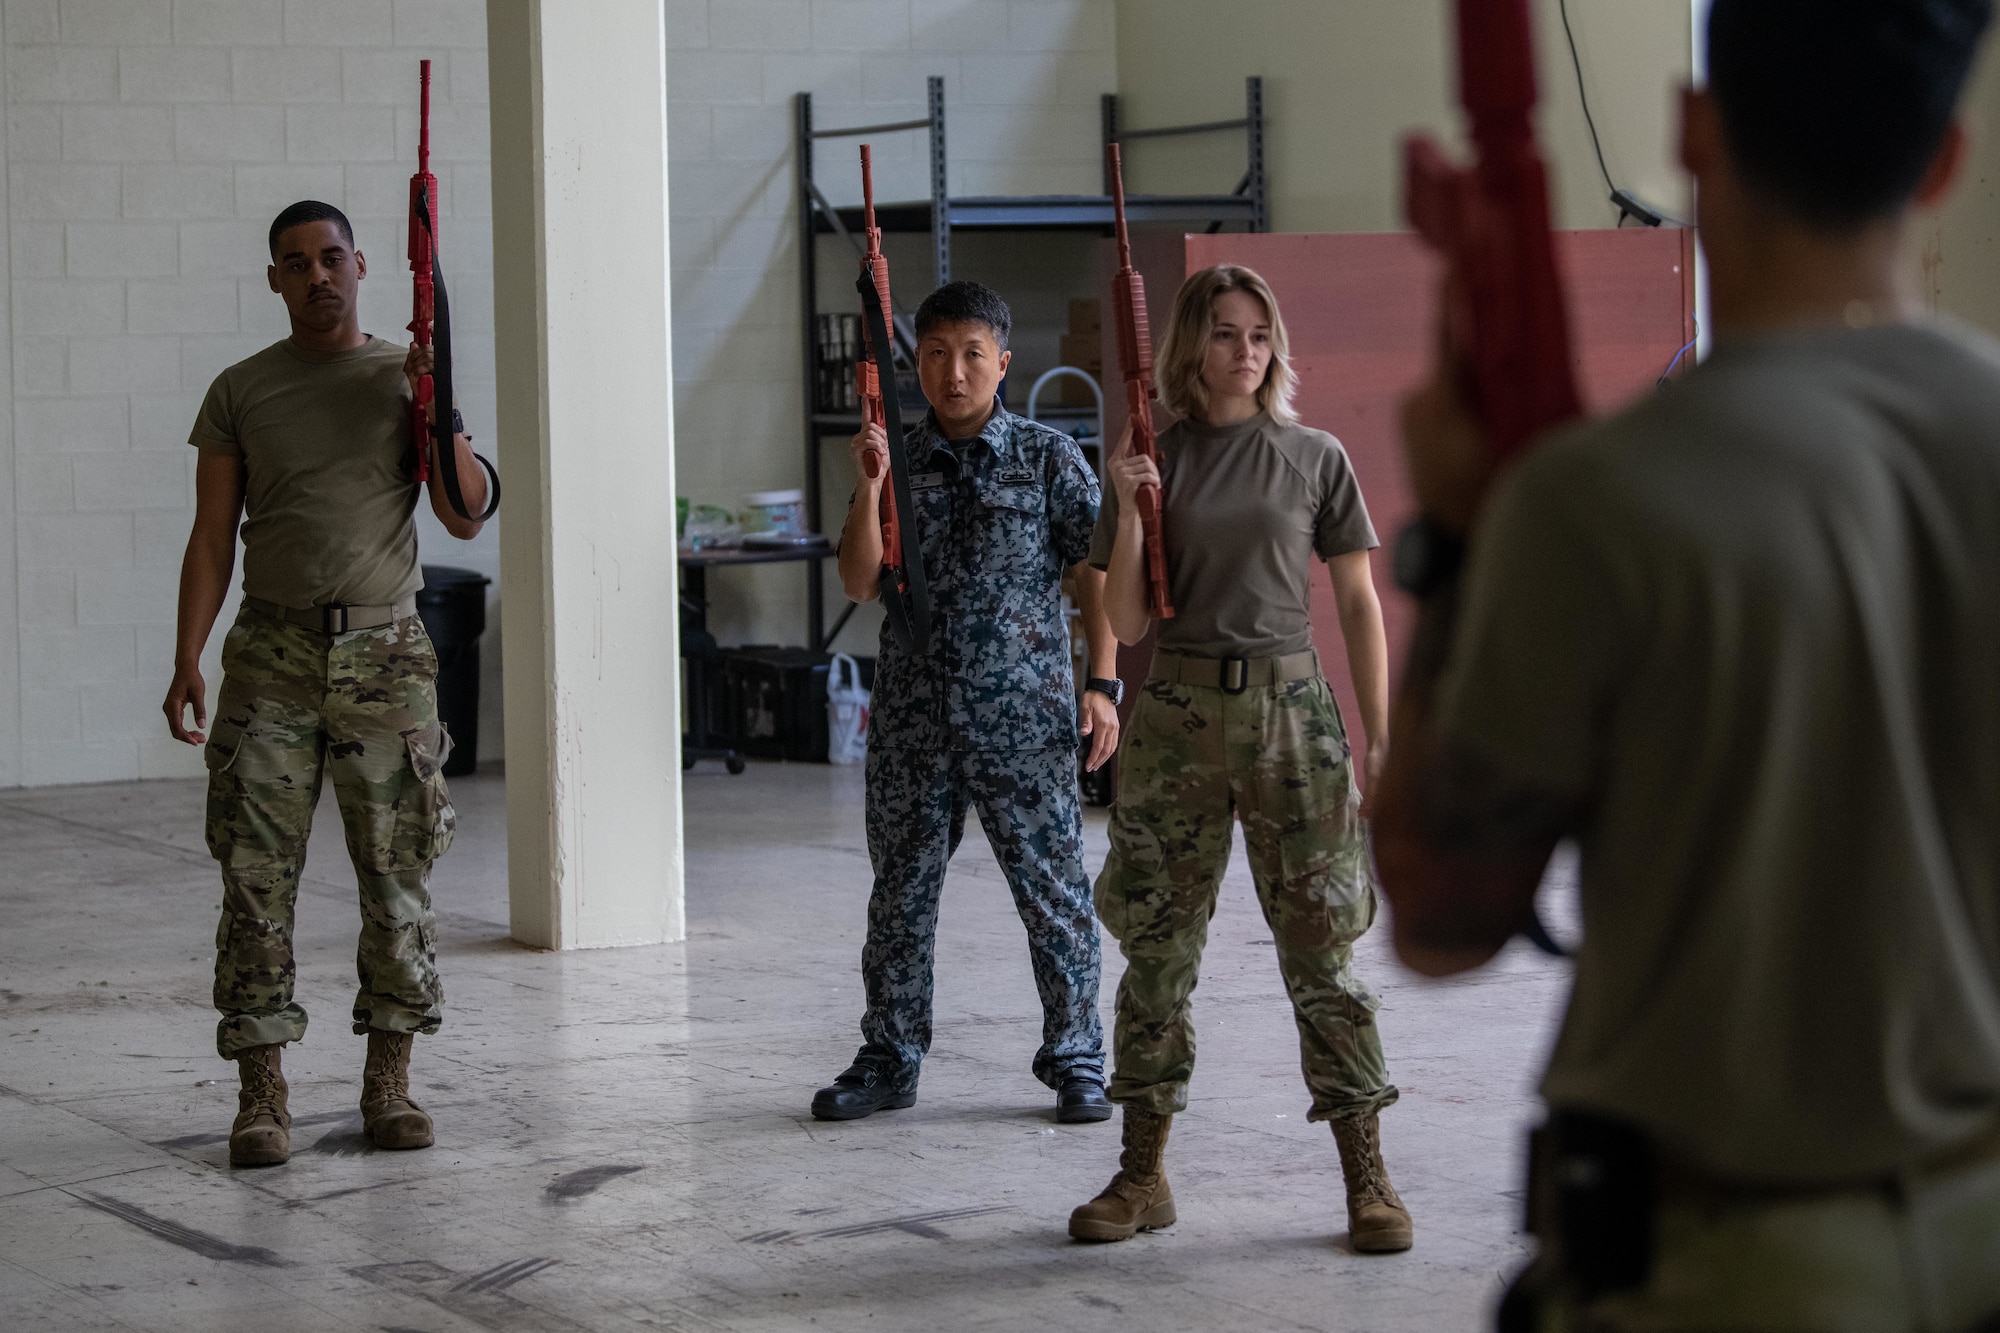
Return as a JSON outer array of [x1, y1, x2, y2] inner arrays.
[[0, 759, 1575, 1332]]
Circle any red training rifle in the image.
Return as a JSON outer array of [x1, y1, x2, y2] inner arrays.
[[407, 58, 499, 521], [1402, 0, 1574, 958], [1106, 144, 1175, 620], [1403, 0, 1581, 460], [855, 145, 931, 650]]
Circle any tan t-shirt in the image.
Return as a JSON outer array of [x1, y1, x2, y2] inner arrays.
[[190, 336, 421, 610], [1089, 413, 1377, 657], [1436, 320, 2000, 1183]]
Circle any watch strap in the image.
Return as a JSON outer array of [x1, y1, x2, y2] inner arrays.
[[1394, 517, 1467, 598]]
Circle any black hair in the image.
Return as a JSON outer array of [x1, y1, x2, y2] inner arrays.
[[1708, 0, 1991, 229], [268, 200, 355, 258], [914, 280, 1011, 349]]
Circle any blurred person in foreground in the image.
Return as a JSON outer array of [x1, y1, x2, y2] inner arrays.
[[1376, 0, 2000, 1327]]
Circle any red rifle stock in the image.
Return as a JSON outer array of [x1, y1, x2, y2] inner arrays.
[[407, 58, 440, 485], [857, 148, 904, 588], [1106, 144, 1176, 620], [1404, 0, 1581, 460]]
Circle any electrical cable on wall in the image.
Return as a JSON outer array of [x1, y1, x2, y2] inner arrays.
[[1559, 0, 1683, 228]]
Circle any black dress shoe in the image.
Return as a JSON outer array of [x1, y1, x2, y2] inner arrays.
[[1056, 1074, 1113, 1123], [811, 1062, 917, 1121]]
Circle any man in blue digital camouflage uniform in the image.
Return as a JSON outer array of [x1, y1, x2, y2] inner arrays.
[[815, 281, 1123, 1124]]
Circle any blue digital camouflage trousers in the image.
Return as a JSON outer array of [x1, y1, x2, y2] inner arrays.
[[858, 745, 1105, 1088], [204, 606, 455, 1060]]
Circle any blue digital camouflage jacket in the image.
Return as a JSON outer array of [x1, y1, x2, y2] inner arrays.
[[867, 401, 1100, 752]]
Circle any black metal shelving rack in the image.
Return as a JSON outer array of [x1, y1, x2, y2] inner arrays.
[[794, 76, 1267, 651]]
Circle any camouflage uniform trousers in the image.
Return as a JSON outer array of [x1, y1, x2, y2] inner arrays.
[[204, 605, 455, 1060], [1095, 670, 1398, 1123], [858, 745, 1105, 1088]]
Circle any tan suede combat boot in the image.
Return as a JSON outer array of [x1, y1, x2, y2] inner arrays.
[[1332, 1112, 1413, 1252], [360, 1030, 434, 1150], [1069, 1106, 1176, 1241], [229, 1043, 291, 1168]]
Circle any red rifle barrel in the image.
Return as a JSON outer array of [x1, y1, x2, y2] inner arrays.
[[1106, 143, 1175, 619], [407, 59, 438, 483], [856, 146, 905, 590], [1403, 0, 1580, 460]]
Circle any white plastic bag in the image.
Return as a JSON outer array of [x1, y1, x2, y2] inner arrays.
[[826, 652, 869, 765]]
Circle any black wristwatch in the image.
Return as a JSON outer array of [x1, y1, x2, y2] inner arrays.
[[1393, 517, 1467, 598], [1084, 677, 1124, 706]]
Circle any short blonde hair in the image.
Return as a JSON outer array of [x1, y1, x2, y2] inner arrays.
[[1155, 264, 1297, 426]]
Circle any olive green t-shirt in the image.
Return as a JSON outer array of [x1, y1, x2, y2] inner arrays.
[[1088, 413, 1377, 657], [1435, 320, 2000, 1184], [190, 336, 421, 610]]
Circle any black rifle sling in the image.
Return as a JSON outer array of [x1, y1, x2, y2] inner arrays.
[[857, 272, 931, 650], [417, 189, 500, 523]]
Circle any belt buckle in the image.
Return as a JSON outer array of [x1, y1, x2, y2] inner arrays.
[[1221, 657, 1249, 694], [321, 604, 350, 635]]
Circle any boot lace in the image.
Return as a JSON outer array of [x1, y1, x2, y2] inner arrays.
[[1336, 1119, 1402, 1207], [239, 1055, 284, 1119], [364, 1037, 411, 1105]]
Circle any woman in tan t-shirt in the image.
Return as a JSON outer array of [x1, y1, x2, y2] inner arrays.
[[1069, 265, 1410, 1253]]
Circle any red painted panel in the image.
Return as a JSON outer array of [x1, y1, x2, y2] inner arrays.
[[1096, 228, 1694, 752]]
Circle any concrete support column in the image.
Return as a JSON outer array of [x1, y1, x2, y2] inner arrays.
[[486, 0, 684, 949]]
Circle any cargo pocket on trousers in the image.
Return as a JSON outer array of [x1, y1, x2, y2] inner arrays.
[[402, 724, 457, 866], [1277, 823, 1375, 946], [202, 720, 247, 860], [204, 720, 245, 774]]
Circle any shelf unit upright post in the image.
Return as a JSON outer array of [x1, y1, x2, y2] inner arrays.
[[793, 76, 1268, 653], [794, 87, 937, 652], [1101, 76, 1268, 235]]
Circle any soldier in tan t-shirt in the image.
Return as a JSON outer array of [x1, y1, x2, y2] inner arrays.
[[1070, 265, 1410, 1254], [161, 200, 493, 1170], [1378, 0, 2000, 1326]]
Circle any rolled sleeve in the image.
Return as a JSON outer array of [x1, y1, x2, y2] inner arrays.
[[189, 370, 243, 457]]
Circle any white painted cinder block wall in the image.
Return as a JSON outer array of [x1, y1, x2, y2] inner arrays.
[[0, 0, 499, 789]]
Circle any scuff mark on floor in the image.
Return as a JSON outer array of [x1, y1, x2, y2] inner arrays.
[[353, 1259, 584, 1333], [738, 1202, 1014, 1245], [544, 1163, 644, 1201], [73, 1191, 290, 1267]]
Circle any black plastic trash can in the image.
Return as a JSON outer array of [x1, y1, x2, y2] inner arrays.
[[415, 565, 491, 778]]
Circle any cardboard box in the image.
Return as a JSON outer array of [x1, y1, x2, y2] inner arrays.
[[1058, 332, 1102, 373], [1056, 331, 1104, 408]]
